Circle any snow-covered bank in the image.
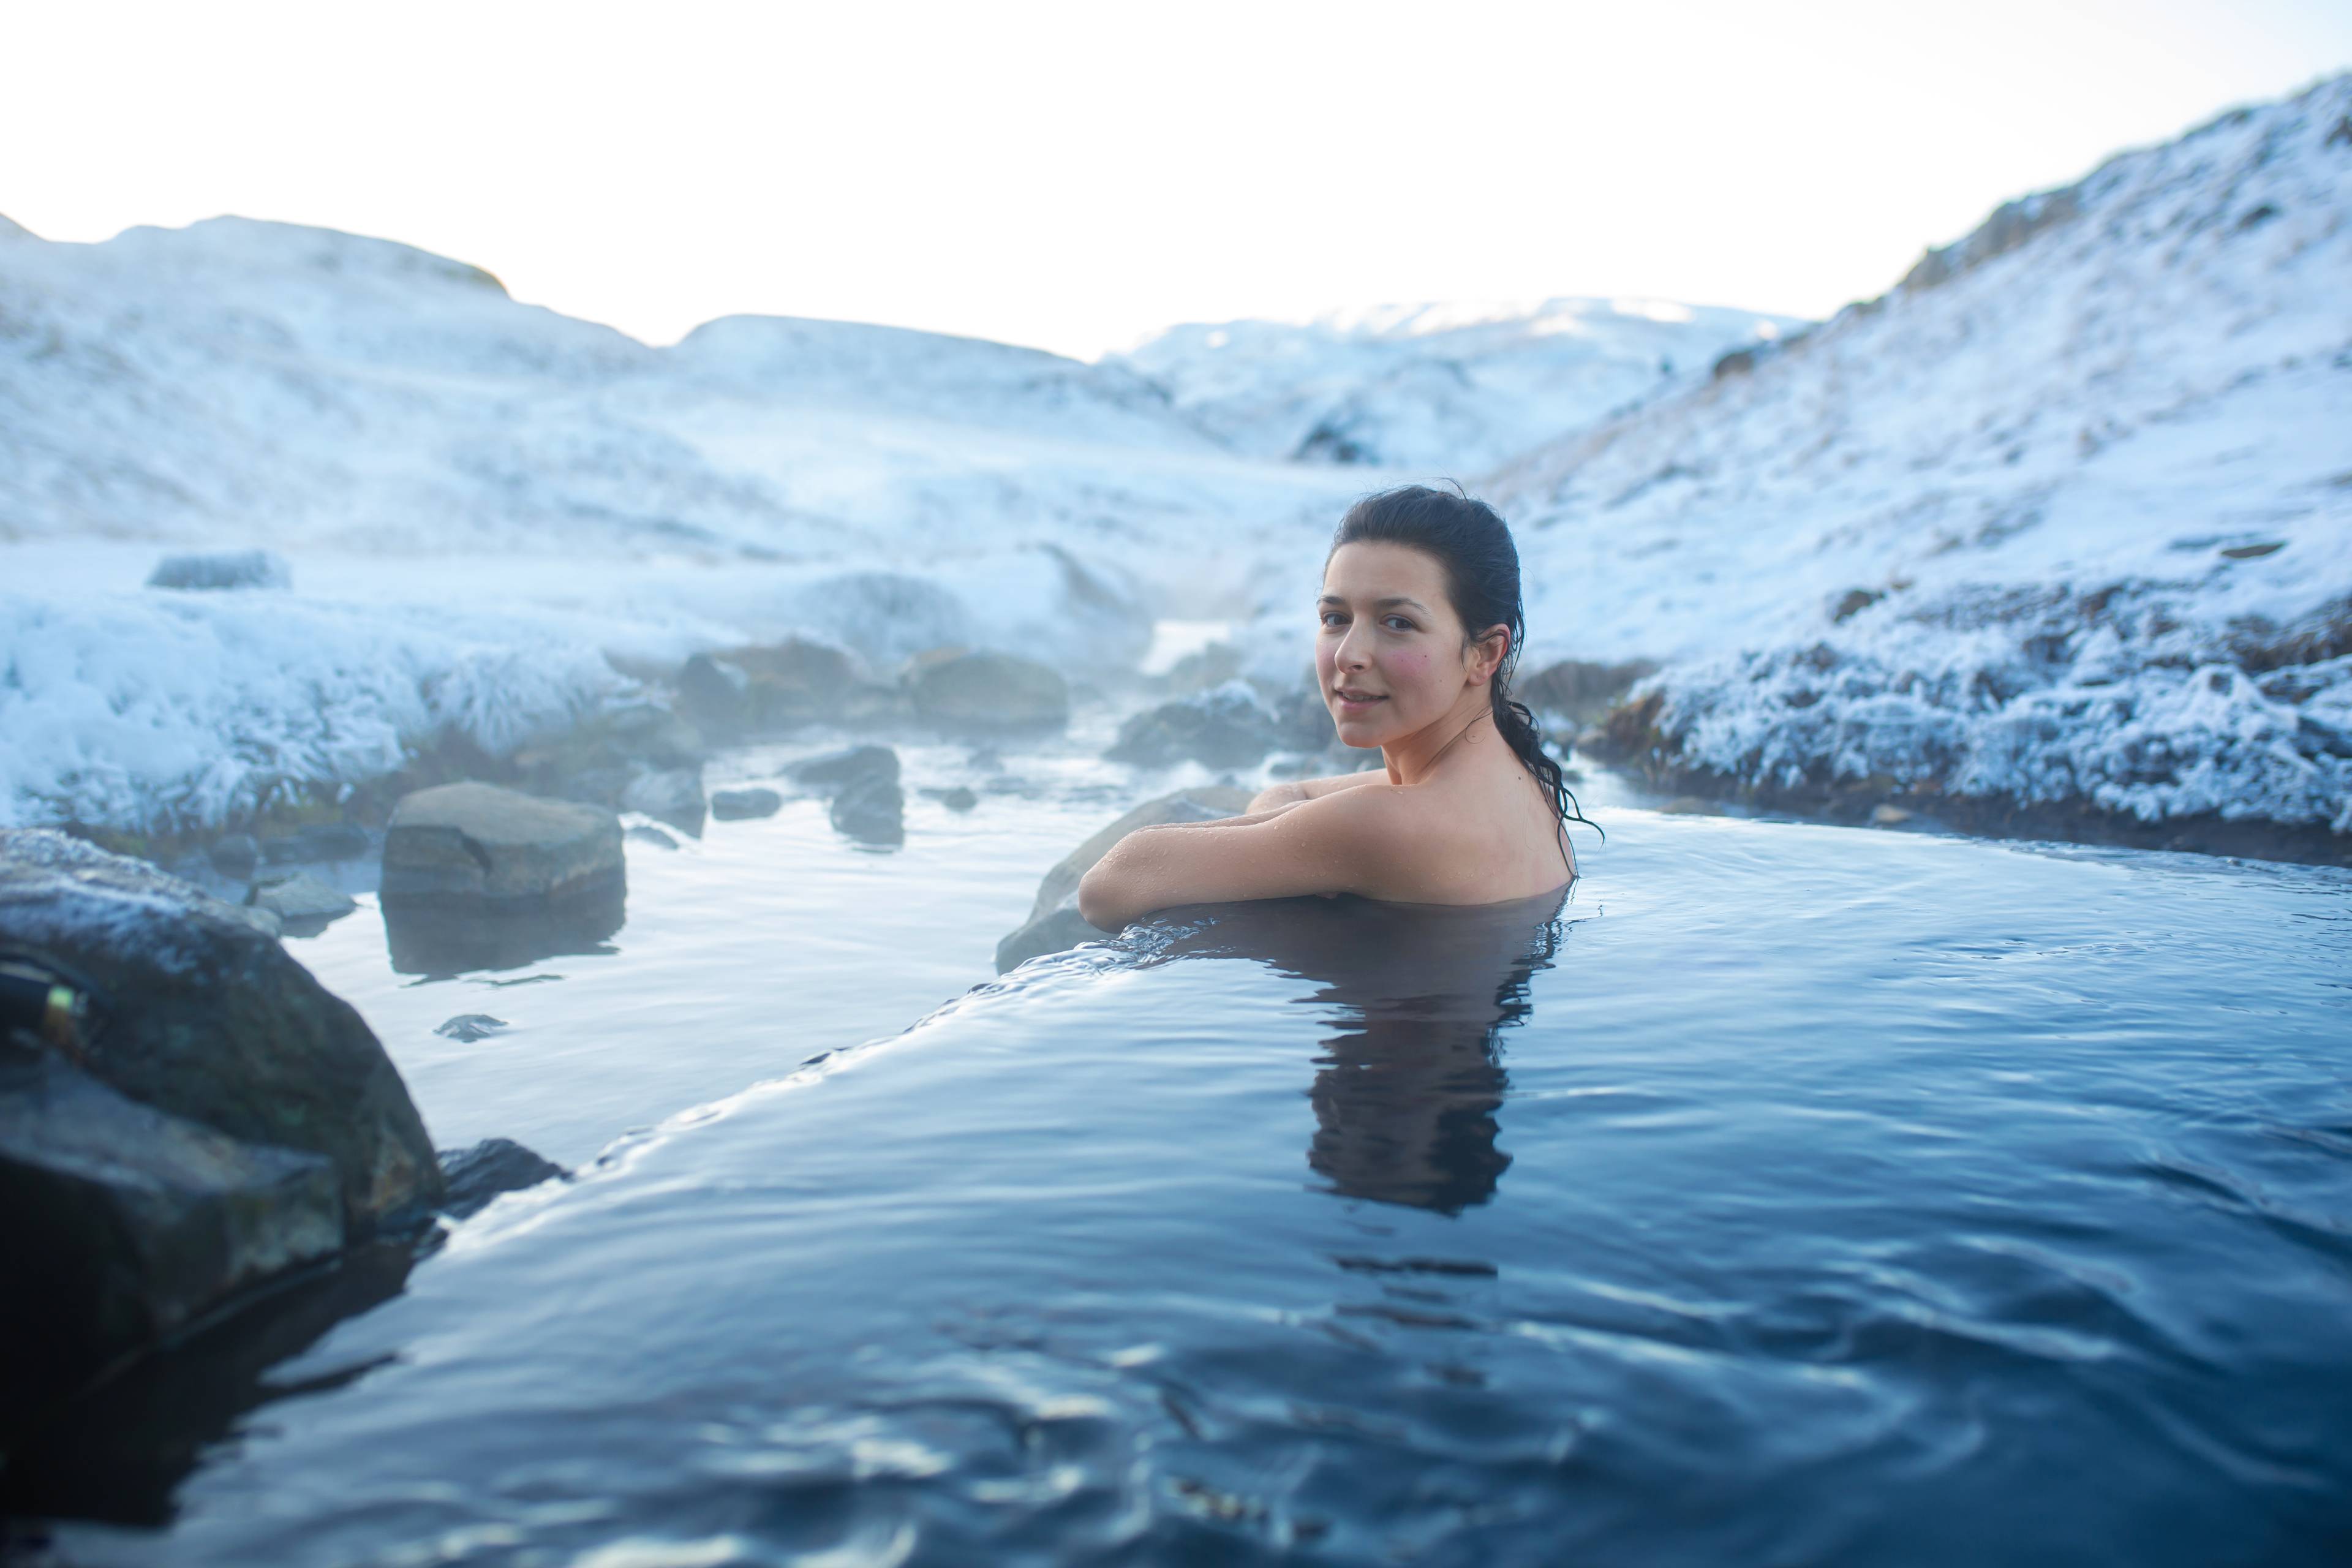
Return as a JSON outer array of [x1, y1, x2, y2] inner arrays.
[[1490, 74, 2352, 839], [1115, 298, 1801, 472]]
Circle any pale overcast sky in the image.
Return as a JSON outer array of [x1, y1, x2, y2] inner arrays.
[[6, 1, 2348, 358]]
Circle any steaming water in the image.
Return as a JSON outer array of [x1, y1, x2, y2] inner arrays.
[[23, 741, 2352, 1566]]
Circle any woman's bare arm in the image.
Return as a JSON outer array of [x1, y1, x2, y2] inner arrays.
[[1246, 767, 1387, 814], [1077, 785, 1409, 930]]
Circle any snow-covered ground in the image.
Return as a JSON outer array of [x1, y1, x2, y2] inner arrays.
[[4, 72, 2346, 842], [1114, 298, 1800, 472]]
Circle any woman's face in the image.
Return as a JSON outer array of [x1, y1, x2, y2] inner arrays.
[[1317, 541, 1487, 749]]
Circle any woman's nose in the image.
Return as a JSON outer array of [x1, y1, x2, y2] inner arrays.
[[1334, 625, 1370, 671]]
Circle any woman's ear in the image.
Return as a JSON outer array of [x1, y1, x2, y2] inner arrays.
[[1467, 625, 1510, 683]]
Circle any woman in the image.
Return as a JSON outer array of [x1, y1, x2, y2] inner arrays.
[[1078, 485, 1591, 930]]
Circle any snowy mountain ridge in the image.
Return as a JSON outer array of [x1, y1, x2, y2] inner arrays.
[[1112, 296, 1803, 472]]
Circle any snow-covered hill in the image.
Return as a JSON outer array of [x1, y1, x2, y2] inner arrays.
[[0, 216, 1368, 829], [1483, 74, 2352, 839], [1115, 298, 1802, 472]]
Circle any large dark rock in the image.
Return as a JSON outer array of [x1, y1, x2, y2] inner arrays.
[[1, 1053, 342, 1430], [993, 786, 1256, 972], [1107, 682, 1286, 769], [382, 783, 624, 906], [0, 831, 440, 1229], [910, 651, 1069, 731], [0, 830, 442, 1440]]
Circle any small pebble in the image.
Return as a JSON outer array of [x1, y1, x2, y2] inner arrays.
[[435, 1014, 508, 1042], [922, 786, 979, 812]]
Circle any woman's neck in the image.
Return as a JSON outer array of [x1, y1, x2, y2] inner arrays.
[[1381, 686, 1496, 786]]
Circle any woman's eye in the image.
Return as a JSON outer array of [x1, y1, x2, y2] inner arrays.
[[1384, 616, 1415, 632], [1319, 612, 1346, 628]]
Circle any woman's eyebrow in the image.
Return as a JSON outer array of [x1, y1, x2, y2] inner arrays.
[[1372, 596, 1428, 613]]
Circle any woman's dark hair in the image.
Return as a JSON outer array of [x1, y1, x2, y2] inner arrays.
[[1330, 484, 1600, 856]]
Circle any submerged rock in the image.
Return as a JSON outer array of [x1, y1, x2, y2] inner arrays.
[[1107, 680, 1286, 769], [435, 1137, 567, 1220], [830, 774, 906, 847], [788, 747, 905, 845], [709, 786, 783, 821], [144, 549, 290, 592], [247, 872, 357, 930], [433, 1014, 507, 1042], [923, 786, 979, 812], [382, 783, 624, 907], [910, 651, 1069, 731], [994, 786, 1256, 972]]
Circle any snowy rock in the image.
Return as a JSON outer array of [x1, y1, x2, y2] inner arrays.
[[995, 786, 1256, 973], [145, 549, 290, 592], [0, 829, 440, 1230], [246, 871, 358, 929], [910, 652, 1070, 731], [1107, 680, 1286, 769], [382, 783, 624, 906], [1491, 73, 2352, 844], [708, 786, 782, 821], [435, 1137, 567, 1221]]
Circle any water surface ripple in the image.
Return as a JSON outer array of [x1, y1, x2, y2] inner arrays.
[[49, 810, 2352, 1566]]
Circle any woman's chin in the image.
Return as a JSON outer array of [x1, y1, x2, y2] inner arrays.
[[1328, 715, 1392, 750]]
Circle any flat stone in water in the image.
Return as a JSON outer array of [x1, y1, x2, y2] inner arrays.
[[382, 783, 624, 906], [248, 872, 357, 926], [434, 1014, 508, 1043]]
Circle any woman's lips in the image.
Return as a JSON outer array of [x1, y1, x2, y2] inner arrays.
[[1332, 688, 1387, 712]]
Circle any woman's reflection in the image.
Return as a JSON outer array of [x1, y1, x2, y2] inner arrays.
[[1142, 890, 1566, 1215]]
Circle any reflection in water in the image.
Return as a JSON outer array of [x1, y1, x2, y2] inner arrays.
[[1140, 890, 1567, 1214], [381, 884, 626, 976], [0, 1241, 413, 1526]]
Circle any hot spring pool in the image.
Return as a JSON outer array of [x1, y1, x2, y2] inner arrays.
[[20, 748, 2352, 1566]]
